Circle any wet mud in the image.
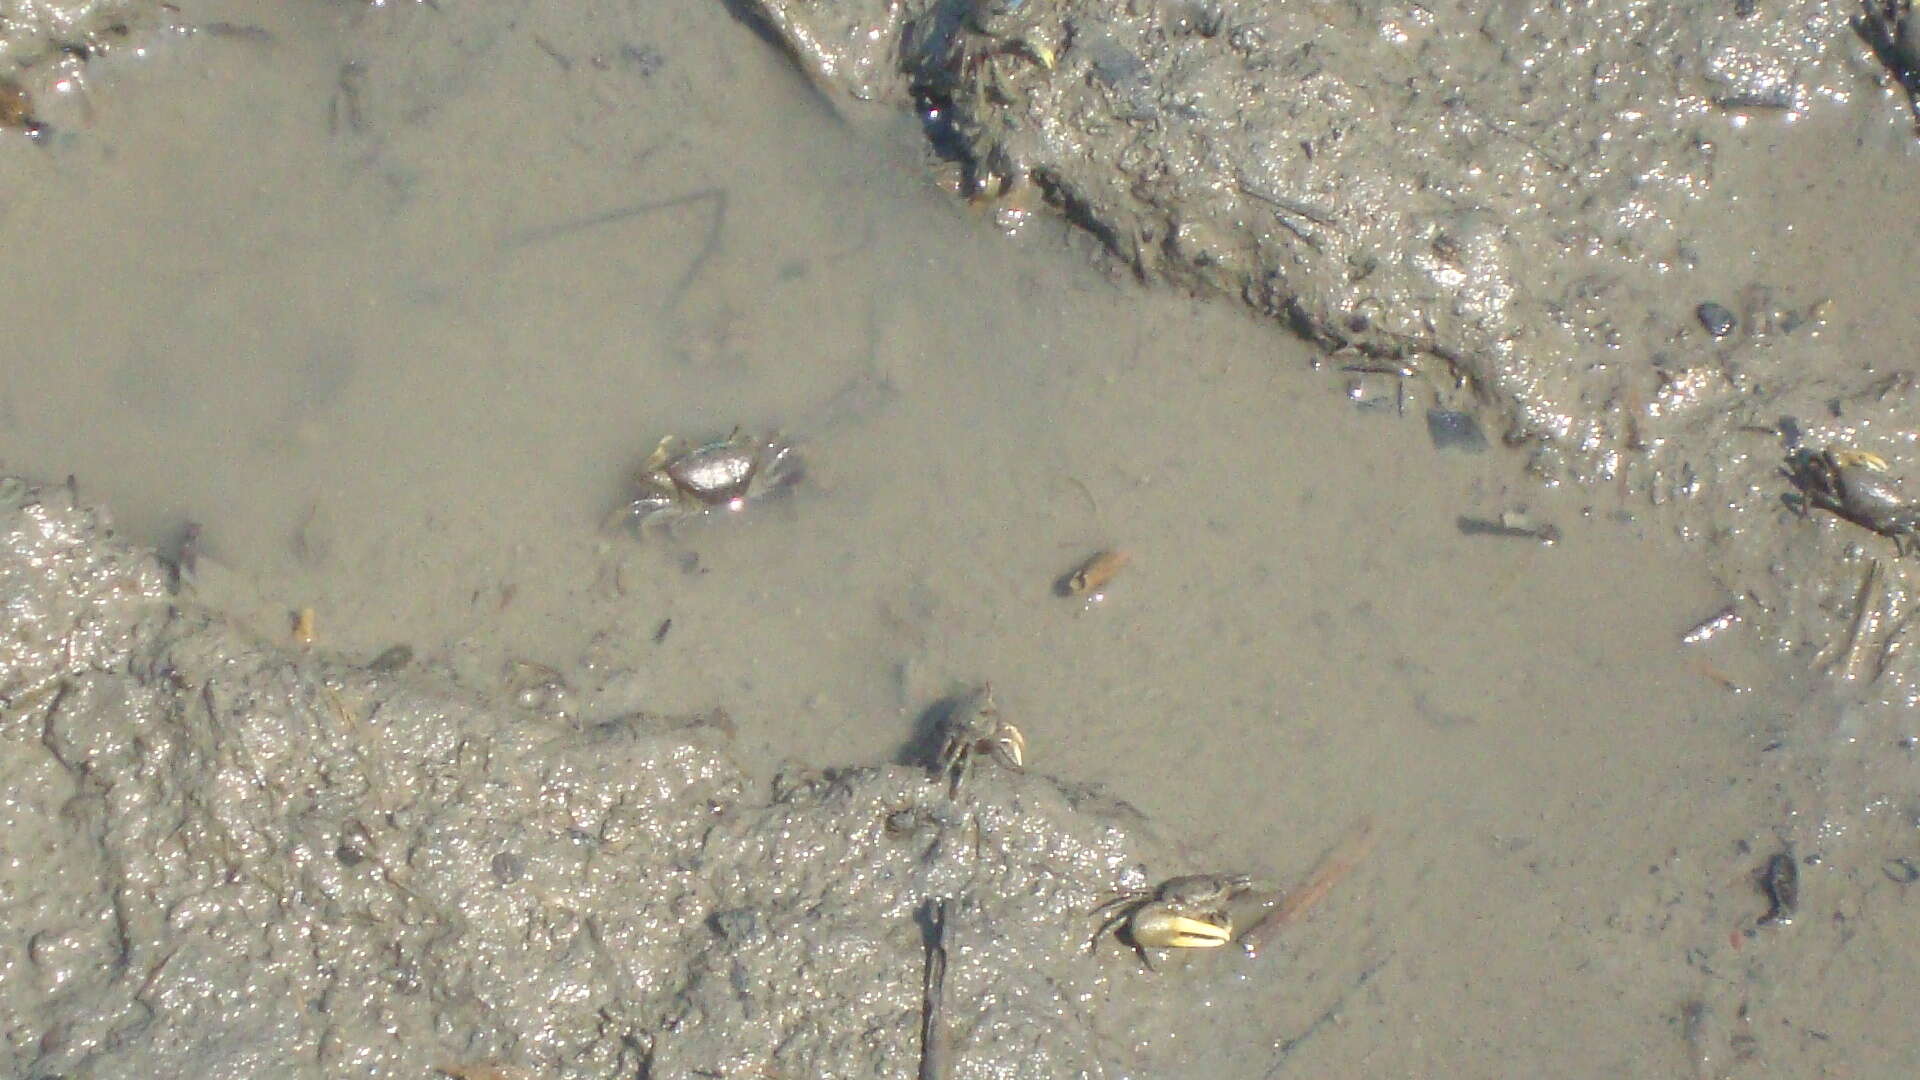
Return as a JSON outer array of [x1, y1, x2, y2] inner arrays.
[[3, 0, 1920, 1076], [748, 0, 1920, 715], [0, 480, 1228, 1077]]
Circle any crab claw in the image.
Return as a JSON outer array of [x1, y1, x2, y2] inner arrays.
[[988, 722, 1027, 770], [1130, 907, 1233, 949], [642, 435, 684, 473], [1831, 448, 1890, 472], [1018, 37, 1057, 69]]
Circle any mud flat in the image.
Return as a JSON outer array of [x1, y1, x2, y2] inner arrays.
[[749, 0, 1920, 711], [3, 0, 1920, 1076], [0, 478, 1240, 1077]]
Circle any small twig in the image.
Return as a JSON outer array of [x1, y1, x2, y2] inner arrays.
[[1456, 515, 1560, 545], [1235, 182, 1330, 250], [506, 189, 728, 303], [1873, 601, 1918, 683], [1442, 97, 1570, 173], [1262, 951, 1395, 1077], [1820, 559, 1881, 679], [434, 1064, 540, 1080], [919, 898, 953, 1080], [1235, 180, 1336, 224], [134, 945, 180, 1003], [1239, 817, 1376, 958], [329, 62, 368, 136], [1680, 604, 1739, 646]]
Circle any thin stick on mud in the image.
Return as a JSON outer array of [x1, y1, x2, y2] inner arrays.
[[1874, 601, 1918, 683], [1262, 950, 1394, 1077], [919, 898, 953, 1080], [1238, 817, 1377, 958], [1833, 558, 1883, 681], [506, 188, 728, 303]]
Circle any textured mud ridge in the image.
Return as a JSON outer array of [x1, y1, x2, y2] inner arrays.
[[747, 0, 1920, 710], [0, 0, 139, 67], [0, 479, 1226, 1079], [749, 0, 1846, 471]]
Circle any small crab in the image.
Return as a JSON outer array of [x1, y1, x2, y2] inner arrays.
[[1089, 874, 1251, 969], [1786, 447, 1920, 554], [1857, 0, 1920, 134], [923, 0, 1060, 108], [932, 684, 1026, 796], [615, 430, 801, 535], [963, 0, 1060, 68]]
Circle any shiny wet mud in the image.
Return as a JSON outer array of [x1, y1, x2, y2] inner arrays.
[[1, 0, 1916, 1076]]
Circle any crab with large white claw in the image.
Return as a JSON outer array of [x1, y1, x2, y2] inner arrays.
[[1787, 446, 1920, 555], [1089, 874, 1253, 969], [615, 430, 802, 535], [932, 684, 1026, 796]]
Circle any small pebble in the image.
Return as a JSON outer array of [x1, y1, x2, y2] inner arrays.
[[490, 851, 525, 884], [1884, 857, 1919, 885], [1696, 302, 1736, 338], [1426, 409, 1488, 452]]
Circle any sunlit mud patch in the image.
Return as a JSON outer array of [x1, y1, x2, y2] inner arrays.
[[0, 478, 1330, 1079], [0, 0, 182, 139]]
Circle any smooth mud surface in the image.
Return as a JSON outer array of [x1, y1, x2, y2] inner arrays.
[[1, 0, 1917, 1077]]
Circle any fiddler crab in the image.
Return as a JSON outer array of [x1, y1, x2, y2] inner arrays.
[[1089, 874, 1252, 969], [908, 0, 1055, 208], [921, 0, 1060, 111], [956, 0, 1060, 75], [612, 429, 801, 535], [1786, 447, 1920, 554], [932, 684, 1026, 796]]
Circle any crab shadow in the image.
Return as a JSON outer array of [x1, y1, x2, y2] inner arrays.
[[894, 690, 970, 771]]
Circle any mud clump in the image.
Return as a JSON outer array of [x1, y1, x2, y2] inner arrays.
[[748, 0, 1852, 477], [745, 0, 1920, 713], [0, 479, 1213, 1079]]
